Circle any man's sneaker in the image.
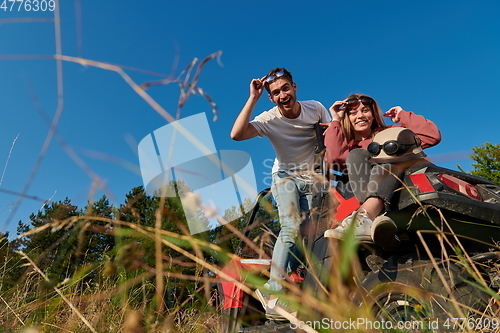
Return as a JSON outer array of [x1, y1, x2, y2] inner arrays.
[[255, 289, 297, 322], [324, 210, 373, 242], [371, 215, 401, 251]]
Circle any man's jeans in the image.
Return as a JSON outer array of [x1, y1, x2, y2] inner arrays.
[[267, 171, 312, 292]]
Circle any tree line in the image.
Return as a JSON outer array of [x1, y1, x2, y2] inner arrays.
[[0, 179, 278, 316]]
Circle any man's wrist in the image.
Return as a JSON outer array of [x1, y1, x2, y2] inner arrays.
[[249, 93, 261, 100]]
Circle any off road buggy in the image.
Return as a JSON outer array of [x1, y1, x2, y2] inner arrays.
[[216, 128, 500, 333]]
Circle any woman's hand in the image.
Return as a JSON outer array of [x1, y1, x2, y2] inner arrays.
[[384, 106, 404, 123], [329, 100, 347, 122]]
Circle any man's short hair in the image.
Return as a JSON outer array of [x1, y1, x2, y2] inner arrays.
[[264, 68, 293, 93]]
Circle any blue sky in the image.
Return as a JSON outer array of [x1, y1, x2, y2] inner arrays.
[[1, 0, 499, 236]]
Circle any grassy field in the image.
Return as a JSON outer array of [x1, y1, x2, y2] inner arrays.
[[2, 203, 500, 333]]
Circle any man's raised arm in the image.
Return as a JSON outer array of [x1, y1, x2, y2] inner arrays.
[[230, 78, 265, 141]]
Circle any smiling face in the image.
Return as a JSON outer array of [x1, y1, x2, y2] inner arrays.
[[347, 102, 375, 140], [268, 78, 299, 116]]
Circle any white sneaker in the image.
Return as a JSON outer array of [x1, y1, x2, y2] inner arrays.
[[324, 210, 373, 242], [255, 289, 297, 322], [371, 215, 400, 251]]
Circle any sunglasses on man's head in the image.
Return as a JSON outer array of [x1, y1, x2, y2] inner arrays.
[[367, 140, 415, 157], [265, 70, 285, 83], [345, 97, 375, 110]]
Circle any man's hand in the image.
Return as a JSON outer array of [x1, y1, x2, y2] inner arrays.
[[250, 77, 266, 98], [231, 77, 265, 141], [384, 106, 403, 123], [319, 122, 331, 134]]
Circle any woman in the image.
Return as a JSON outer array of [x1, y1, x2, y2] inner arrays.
[[323, 94, 441, 250]]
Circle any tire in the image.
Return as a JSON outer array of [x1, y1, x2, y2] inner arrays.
[[216, 282, 266, 333], [358, 256, 496, 332]]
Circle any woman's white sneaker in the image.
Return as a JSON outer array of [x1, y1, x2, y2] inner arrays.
[[324, 210, 373, 242]]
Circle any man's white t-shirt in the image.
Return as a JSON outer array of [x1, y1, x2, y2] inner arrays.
[[250, 100, 331, 175]]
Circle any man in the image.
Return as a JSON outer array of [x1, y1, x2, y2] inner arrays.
[[231, 68, 331, 321]]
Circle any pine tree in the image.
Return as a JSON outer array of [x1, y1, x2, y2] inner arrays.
[[468, 142, 500, 184], [17, 198, 80, 282], [115, 184, 200, 309], [15, 196, 116, 287], [0, 232, 23, 290], [80, 195, 116, 264]]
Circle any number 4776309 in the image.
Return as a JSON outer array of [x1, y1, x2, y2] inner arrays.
[[1, 0, 56, 12]]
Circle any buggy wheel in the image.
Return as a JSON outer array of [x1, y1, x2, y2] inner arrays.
[[216, 282, 266, 333], [359, 256, 497, 332]]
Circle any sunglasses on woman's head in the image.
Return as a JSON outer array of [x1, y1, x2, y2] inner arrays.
[[345, 97, 374, 110], [367, 140, 415, 156], [265, 70, 285, 83]]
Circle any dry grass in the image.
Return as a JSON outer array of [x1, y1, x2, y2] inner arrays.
[[1, 5, 500, 333], [2, 177, 500, 333]]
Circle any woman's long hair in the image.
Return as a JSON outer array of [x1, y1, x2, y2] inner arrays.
[[341, 93, 386, 142]]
